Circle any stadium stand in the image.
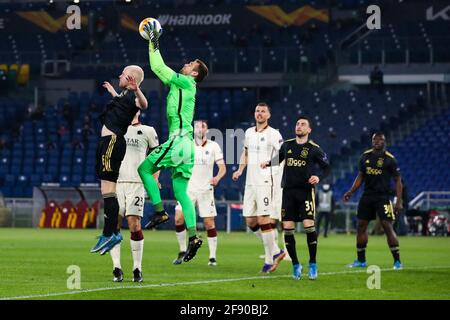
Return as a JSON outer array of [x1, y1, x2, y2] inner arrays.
[[333, 108, 450, 200], [1, 1, 449, 76], [2, 83, 448, 202], [0, 0, 448, 224]]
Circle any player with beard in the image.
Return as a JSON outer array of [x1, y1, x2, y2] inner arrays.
[[261, 116, 330, 280]]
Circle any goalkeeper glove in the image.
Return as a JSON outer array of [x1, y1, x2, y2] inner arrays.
[[144, 22, 163, 51]]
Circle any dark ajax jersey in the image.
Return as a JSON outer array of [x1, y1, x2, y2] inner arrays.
[[269, 139, 330, 190], [358, 149, 400, 197], [100, 90, 140, 136]]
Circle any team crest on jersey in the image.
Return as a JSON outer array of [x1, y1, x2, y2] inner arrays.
[[377, 158, 384, 167], [301, 149, 309, 158], [205, 151, 209, 155], [137, 130, 143, 135], [261, 137, 265, 141]]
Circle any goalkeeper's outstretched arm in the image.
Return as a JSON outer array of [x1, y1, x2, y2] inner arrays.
[[147, 31, 175, 85]]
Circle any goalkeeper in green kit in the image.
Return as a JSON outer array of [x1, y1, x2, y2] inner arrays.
[[138, 21, 209, 262]]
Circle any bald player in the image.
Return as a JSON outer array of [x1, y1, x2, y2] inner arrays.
[[90, 65, 149, 257]]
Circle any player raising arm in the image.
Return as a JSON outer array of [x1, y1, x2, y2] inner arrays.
[[137, 21, 209, 262], [90, 65, 148, 256]]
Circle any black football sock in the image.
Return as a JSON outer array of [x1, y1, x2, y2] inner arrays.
[[357, 244, 366, 263], [390, 246, 400, 262], [305, 226, 318, 264], [284, 228, 299, 265], [103, 193, 119, 237]]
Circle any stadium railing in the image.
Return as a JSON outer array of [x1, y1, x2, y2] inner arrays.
[[3, 198, 32, 227], [4, 184, 360, 234], [9, 189, 447, 234], [409, 191, 450, 211]]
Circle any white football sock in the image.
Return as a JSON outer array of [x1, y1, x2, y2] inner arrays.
[[273, 228, 281, 254], [254, 229, 263, 241], [130, 239, 144, 271], [176, 229, 187, 252], [207, 236, 217, 259], [110, 243, 121, 269], [261, 229, 275, 265]]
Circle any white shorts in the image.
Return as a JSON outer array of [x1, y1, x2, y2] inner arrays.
[[175, 189, 217, 218], [116, 182, 145, 217], [243, 185, 278, 217], [271, 186, 283, 221]]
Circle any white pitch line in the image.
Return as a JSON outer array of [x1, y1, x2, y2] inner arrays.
[[2, 265, 450, 300]]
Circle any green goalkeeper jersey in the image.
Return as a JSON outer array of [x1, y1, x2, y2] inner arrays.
[[148, 43, 196, 138]]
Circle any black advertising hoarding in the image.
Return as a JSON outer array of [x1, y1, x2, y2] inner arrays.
[[376, 0, 450, 23], [1, 1, 449, 34], [0, 5, 330, 34]]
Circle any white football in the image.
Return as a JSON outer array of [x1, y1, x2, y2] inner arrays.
[[139, 17, 162, 41]]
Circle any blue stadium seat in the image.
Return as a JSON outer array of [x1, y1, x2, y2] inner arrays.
[[13, 186, 24, 197], [71, 174, 82, 185], [2, 185, 13, 197], [59, 175, 70, 187], [30, 174, 41, 186], [5, 174, 15, 185], [83, 174, 97, 183], [10, 166, 21, 175]]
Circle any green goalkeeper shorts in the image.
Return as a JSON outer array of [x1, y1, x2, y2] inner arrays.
[[145, 134, 195, 179]]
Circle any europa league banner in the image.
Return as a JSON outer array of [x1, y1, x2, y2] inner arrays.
[[1, 1, 449, 34], [0, 4, 330, 34]]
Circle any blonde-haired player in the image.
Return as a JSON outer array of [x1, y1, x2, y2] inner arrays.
[[173, 120, 226, 266]]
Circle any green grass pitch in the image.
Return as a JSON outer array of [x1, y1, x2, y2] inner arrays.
[[0, 228, 449, 300]]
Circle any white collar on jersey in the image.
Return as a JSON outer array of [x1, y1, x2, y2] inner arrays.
[[255, 124, 269, 132], [195, 138, 208, 147]]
